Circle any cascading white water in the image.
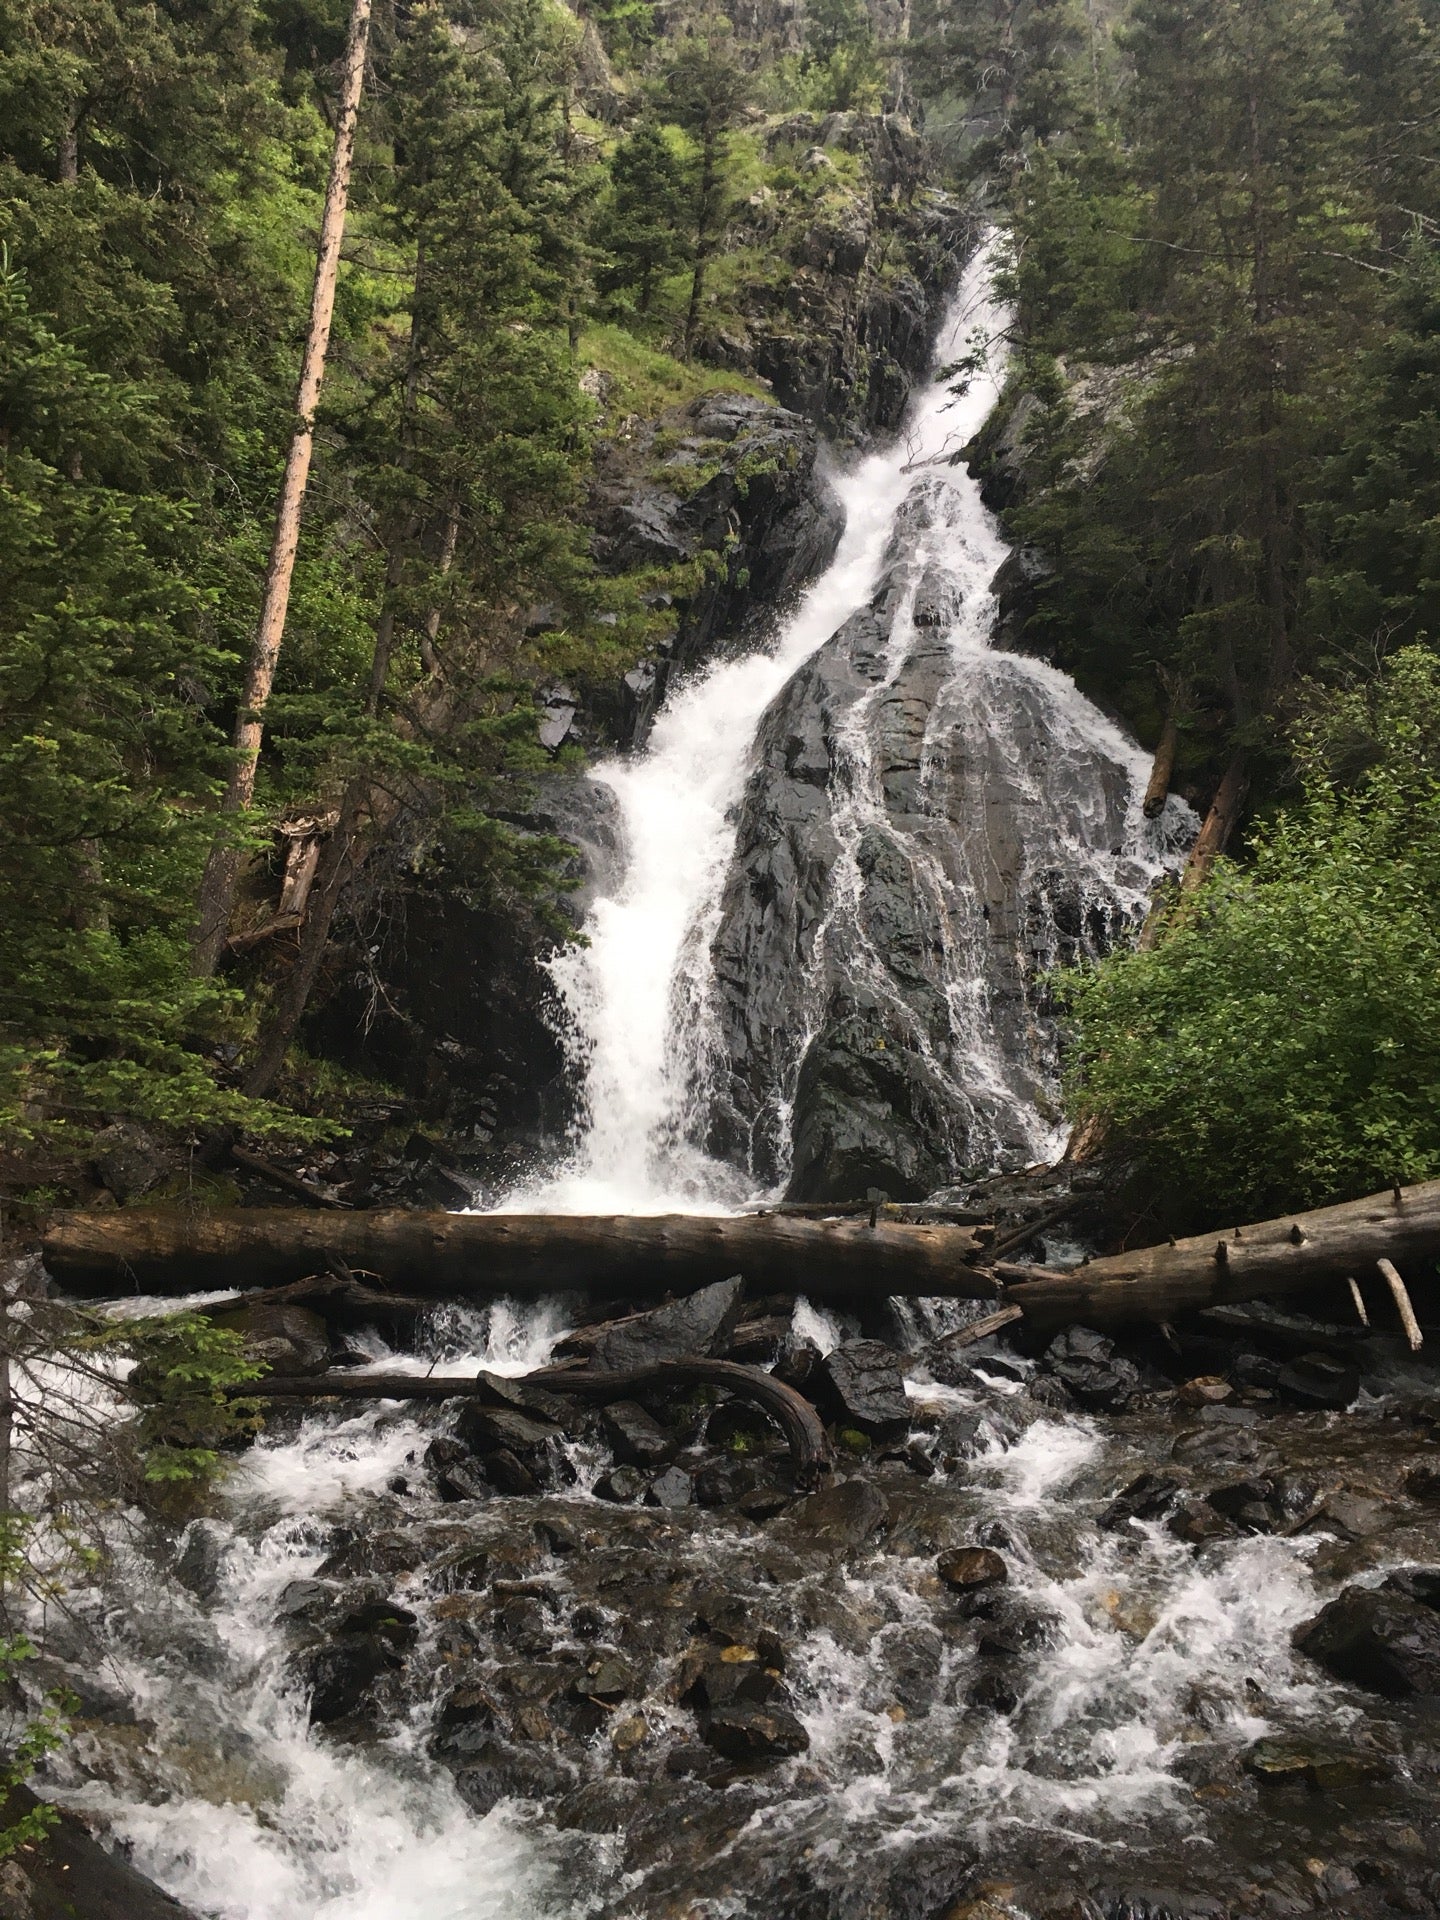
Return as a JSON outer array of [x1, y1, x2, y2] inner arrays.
[[510, 241, 1188, 1212]]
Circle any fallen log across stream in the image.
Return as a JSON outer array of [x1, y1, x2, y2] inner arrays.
[[42, 1206, 995, 1305], [1000, 1178, 1440, 1333], [236, 1358, 831, 1486]]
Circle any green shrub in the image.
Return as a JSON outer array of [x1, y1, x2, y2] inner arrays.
[[1060, 648, 1440, 1221]]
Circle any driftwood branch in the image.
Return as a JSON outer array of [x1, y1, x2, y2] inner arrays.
[[1002, 1179, 1440, 1332], [238, 1357, 831, 1486], [229, 1146, 349, 1210], [1378, 1257, 1424, 1351], [43, 1209, 994, 1305]]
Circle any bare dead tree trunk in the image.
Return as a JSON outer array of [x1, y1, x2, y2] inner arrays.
[[1142, 713, 1179, 819], [1004, 1180, 1440, 1333], [43, 1208, 993, 1304], [191, 0, 373, 976]]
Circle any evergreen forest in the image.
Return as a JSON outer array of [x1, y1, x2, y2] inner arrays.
[[2, 0, 1440, 1227]]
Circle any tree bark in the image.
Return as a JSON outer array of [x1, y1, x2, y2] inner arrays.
[[1176, 751, 1248, 896], [191, 0, 373, 976], [238, 1357, 831, 1485], [1142, 714, 1179, 819], [1000, 1179, 1440, 1332], [44, 1208, 993, 1305]]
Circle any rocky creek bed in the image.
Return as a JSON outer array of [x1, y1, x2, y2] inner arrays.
[[20, 1275, 1440, 1920]]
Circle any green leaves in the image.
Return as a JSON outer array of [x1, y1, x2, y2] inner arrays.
[[1061, 649, 1440, 1221]]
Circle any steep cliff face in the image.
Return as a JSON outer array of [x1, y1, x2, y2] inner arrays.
[[310, 112, 973, 1167], [580, 389, 846, 746], [691, 477, 1179, 1200]]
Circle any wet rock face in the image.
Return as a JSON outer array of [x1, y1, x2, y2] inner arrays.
[[591, 1276, 745, 1371], [586, 393, 847, 749], [1294, 1580, 1440, 1695], [692, 481, 1177, 1199]]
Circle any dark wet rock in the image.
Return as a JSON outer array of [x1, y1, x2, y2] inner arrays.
[[481, 1448, 542, 1496], [773, 1339, 822, 1392], [937, 1546, 1008, 1593], [1407, 1464, 1440, 1501], [455, 1404, 560, 1456], [865, 1623, 945, 1717], [766, 1829, 977, 1920], [1024, 1373, 1076, 1413], [89, 1121, 183, 1203], [679, 1639, 787, 1713], [1294, 1584, 1440, 1695], [967, 1667, 1021, 1714], [1042, 1327, 1141, 1413], [305, 1633, 399, 1724], [174, 1519, 231, 1601], [0, 1784, 203, 1919], [595, 1465, 649, 1503], [603, 1400, 676, 1467], [1245, 1733, 1390, 1790], [1384, 1567, 1440, 1609], [815, 1340, 910, 1434], [473, 1371, 577, 1428], [240, 1302, 332, 1376], [738, 1485, 792, 1522], [451, 1738, 576, 1813], [1170, 1426, 1280, 1475], [332, 1595, 417, 1646], [974, 1598, 1058, 1658], [1276, 1351, 1360, 1410], [572, 1653, 635, 1704], [592, 1277, 744, 1371], [1176, 1375, 1234, 1409], [1166, 1500, 1234, 1545], [645, 1465, 694, 1510], [779, 1478, 888, 1554], [727, 1313, 792, 1364], [701, 1704, 809, 1763], [275, 1578, 333, 1623], [1205, 1479, 1278, 1528], [1098, 1473, 1182, 1533], [426, 1436, 493, 1502], [1233, 1351, 1282, 1390], [1312, 1491, 1389, 1539]]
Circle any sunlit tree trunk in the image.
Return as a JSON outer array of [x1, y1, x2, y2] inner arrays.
[[191, 0, 373, 976]]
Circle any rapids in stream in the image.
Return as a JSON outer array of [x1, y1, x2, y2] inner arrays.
[[24, 242, 1440, 1920]]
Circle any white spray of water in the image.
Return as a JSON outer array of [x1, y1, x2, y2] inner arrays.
[[509, 240, 1190, 1213], [508, 249, 1015, 1214]]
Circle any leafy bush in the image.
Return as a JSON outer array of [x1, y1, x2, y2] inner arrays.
[[1060, 649, 1440, 1220]]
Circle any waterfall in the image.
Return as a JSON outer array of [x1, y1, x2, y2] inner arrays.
[[510, 241, 1191, 1214]]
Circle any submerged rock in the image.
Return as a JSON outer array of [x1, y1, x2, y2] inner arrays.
[[702, 1705, 809, 1763], [1042, 1326, 1141, 1412], [936, 1546, 1008, 1593]]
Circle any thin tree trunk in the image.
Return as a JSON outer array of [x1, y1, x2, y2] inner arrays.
[[1141, 713, 1179, 819], [419, 499, 461, 677], [57, 107, 78, 183], [191, 0, 373, 976], [1176, 751, 1248, 896], [684, 126, 718, 357], [243, 246, 432, 1099]]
